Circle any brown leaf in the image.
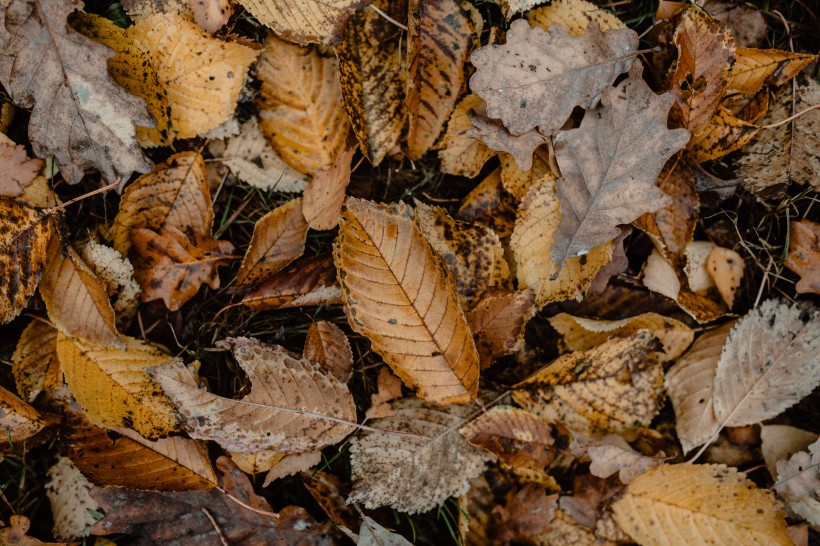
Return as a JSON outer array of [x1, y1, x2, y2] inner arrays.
[[527, 0, 626, 36], [302, 148, 354, 231], [0, 0, 153, 184], [457, 168, 518, 237], [365, 366, 404, 420], [0, 144, 42, 197], [460, 406, 554, 471], [335, 198, 480, 404], [701, 0, 767, 48], [728, 48, 816, 95], [302, 470, 359, 531], [189, 0, 231, 33], [470, 19, 638, 137], [438, 94, 496, 177], [303, 321, 353, 383], [552, 64, 689, 268], [12, 320, 60, 403], [0, 385, 46, 445], [262, 451, 322, 487], [242, 254, 342, 310], [237, 0, 366, 45], [405, 0, 472, 159], [236, 198, 308, 288], [466, 289, 535, 368], [723, 89, 769, 123], [131, 227, 234, 311], [785, 219, 820, 295], [492, 485, 558, 544], [586, 225, 630, 296], [0, 198, 56, 324], [467, 109, 547, 172]]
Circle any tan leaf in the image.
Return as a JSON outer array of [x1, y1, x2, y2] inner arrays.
[[242, 254, 342, 310], [0, 515, 56, 546], [466, 289, 535, 368], [238, 0, 366, 45], [470, 19, 638, 137], [549, 312, 694, 361], [12, 320, 60, 403], [0, 385, 46, 445], [438, 94, 496, 177], [57, 333, 180, 438], [527, 0, 626, 36], [334, 198, 480, 404], [0, 0, 152, 184], [571, 434, 663, 484], [458, 168, 519, 237], [785, 219, 820, 295], [40, 239, 122, 348], [552, 65, 689, 268], [151, 337, 357, 453], [81, 240, 141, 328], [262, 451, 322, 487], [122, 0, 190, 19], [687, 105, 758, 162], [511, 179, 614, 310], [669, 7, 735, 134], [467, 109, 547, 172], [728, 48, 816, 94], [356, 516, 414, 546], [761, 425, 818, 480], [131, 227, 235, 311], [303, 320, 353, 383], [336, 0, 405, 166], [774, 438, 820, 528], [492, 485, 558, 544], [129, 12, 259, 139], [0, 198, 56, 324], [460, 406, 554, 471], [612, 464, 790, 545], [189, 0, 231, 33], [230, 450, 284, 475], [706, 246, 744, 308], [499, 145, 554, 200], [365, 366, 404, 420], [0, 144, 42, 197], [684, 240, 717, 293], [348, 397, 493, 514], [46, 457, 99, 541], [513, 331, 664, 435], [405, 0, 472, 160], [303, 148, 354, 231], [257, 35, 351, 175], [114, 152, 212, 257]]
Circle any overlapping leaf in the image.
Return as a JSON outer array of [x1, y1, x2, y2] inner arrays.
[[785, 219, 820, 294], [238, 0, 367, 45]]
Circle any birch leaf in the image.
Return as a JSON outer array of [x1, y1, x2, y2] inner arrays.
[[238, 0, 367, 45]]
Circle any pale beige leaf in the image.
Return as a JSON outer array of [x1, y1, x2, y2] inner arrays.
[[334, 198, 480, 404], [706, 246, 744, 308], [684, 240, 717, 293], [12, 320, 60, 403], [237, 198, 308, 288], [774, 439, 820, 528], [81, 240, 141, 328], [262, 451, 321, 487], [514, 331, 664, 435], [438, 94, 496, 177], [230, 450, 284, 475], [242, 254, 342, 310], [190, 0, 231, 33], [348, 397, 493, 514], [701, 0, 767, 48], [527, 0, 625, 36], [511, 179, 614, 310], [57, 334, 179, 438], [45, 457, 99, 541], [0, 385, 46, 444], [714, 299, 820, 428], [499, 145, 554, 200], [238, 0, 366, 45], [612, 464, 790, 546], [664, 322, 732, 454], [129, 12, 259, 138], [357, 516, 413, 546], [643, 247, 681, 301], [257, 35, 351, 175], [151, 337, 356, 453], [761, 425, 818, 480], [460, 406, 554, 471], [467, 110, 547, 172], [466, 289, 535, 369], [571, 434, 663, 484], [728, 48, 816, 94], [304, 320, 353, 383], [0, 143, 42, 197], [365, 366, 403, 420], [303, 147, 354, 231], [405, 0, 472, 159]]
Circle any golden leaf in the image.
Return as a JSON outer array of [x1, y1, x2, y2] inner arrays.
[[302, 148, 354, 231], [334, 198, 480, 404], [728, 48, 816, 94], [237, 0, 366, 45], [527, 0, 626, 36], [303, 321, 353, 383], [438, 94, 495, 178], [500, 145, 555, 200], [242, 254, 342, 310], [687, 106, 758, 162], [705, 246, 744, 308], [12, 320, 60, 403], [460, 406, 554, 471], [457, 168, 518, 237]]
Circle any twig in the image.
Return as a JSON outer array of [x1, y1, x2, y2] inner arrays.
[[218, 488, 281, 519], [760, 104, 820, 129], [43, 180, 120, 215], [369, 4, 408, 31]]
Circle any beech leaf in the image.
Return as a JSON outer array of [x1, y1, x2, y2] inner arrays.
[[527, 0, 626, 36], [237, 0, 366, 46], [12, 320, 60, 403], [303, 321, 353, 383], [302, 147, 354, 231], [774, 439, 820, 528], [242, 254, 342, 311], [466, 289, 535, 369], [459, 406, 554, 471]]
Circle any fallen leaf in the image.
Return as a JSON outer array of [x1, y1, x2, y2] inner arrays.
[[122, 0, 190, 20], [527, 0, 625, 36], [230, 450, 285, 475], [0, 0, 153, 184], [723, 88, 769, 123], [705, 245, 744, 308], [727, 48, 816, 94], [785, 219, 820, 295], [303, 148, 354, 231], [365, 366, 404, 420], [774, 438, 820, 528], [439, 94, 496, 177], [45, 457, 99, 541], [257, 35, 351, 175], [458, 168, 518, 237], [81, 240, 141, 328], [701, 0, 767, 48], [458, 476, 493, 545], [238, 0, 366, 45], [189, 0, 231, 33], [303, 320, 353, 383], [236, 198, 308, 288], [151, 337, 356, 453], [571, 434, 663, 484], [405, 0, 472, 160], [687, 105, 759, 162], [0, 144, 42, 197], [492, 484, 558, 544], [460, 406, 554, 471], [499, 144, 555, 200], [348, 397, 493, 514], [12, 320, 60, 403], [466, 289, 535, 368], [586, 226, 631, 297], [0, 385, 46, 445], [467, 110, 547, 172], [684, 240, 717, 293], [528, 507, 602, 545], [0, 515, 65, 546], [470, 18, 638, 137], [302, 470, 359, 531], [334, 198, 480, 404], [612, 464, 790, 545], [761, 425, 818, 480], [262, 451, 322, 487], [356, 516, 413, 546], [242, 254, 342, 310]]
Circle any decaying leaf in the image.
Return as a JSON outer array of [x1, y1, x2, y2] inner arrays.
[[0, 385, 46, 445], [262, 451, 322, 487], [302, 470, 359, 531], [151, 337, 356, 453], [687, 105, 759, 162], [46, 457, 99, 541], [774, 438, 820, 528], [122, 0, 190, 20], [304, 321, 353, 383], [12, 320, 60, 403], [513, 331, 665, 435], [470, 18, 638, 137], [355, 516, 413, 546], [81, 239, 141, 327], [612, 464, 790, 545], [365, 366, 404, 420], [190, 0, 231, 33], [303, 148, 354, 231], [492, 484, 559, 544], [761, 425, 818, 481], [334, 198, 480, 404], [348, 397, 493, 514], [242, 254, 342, 310], [0, 198, 55, 324], [728, 48, 816, 95], [238, 0, 366, 45], [460, 406, 554, 471], [0, 0, 153, 184], [236, 198, 309, 288], [785, 219, 820, 295], [527, 0, 625, 36], [684, 240, 717, 293], [405, 0, 472, 159], [571, 434, 663, 484], [0, 515, 60, 546], [0, 143, 42, 197], [439, 94, 496, 177], [458, 168, 519, 238], [466, 289, 535, 368]]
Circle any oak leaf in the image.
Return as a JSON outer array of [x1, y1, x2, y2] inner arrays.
[[571, 434, 663, 484], [45, 457, 99, 541], [0, 0, 153, 184], [12, 320, 60, 403], [785, 219, 820, 294], [527, 0, 625, 36], [0, 515, 65, 546], [466, 289, 535, 369], [470, 19, 638, 137], [0, 144, 42, 197], [348, 397, 493, 514], [303, 321, 353, 383], [238, 0, 366, 45], [302, 148, 354, 231], [242, 254, 342, 310], [467, 109, 547, 172], [727, 48, 816, 95], [334, 198, 480, 404], [0, 385, 46, 445], [151, 337, 356, 453], [438, 94, 496, 177]]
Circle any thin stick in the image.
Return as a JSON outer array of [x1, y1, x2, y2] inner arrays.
[[760, 104, 820, 129], [218, 488, 280, 519], [44, 180, 119, 215], [370, 4, 408, 31], [201, 507, 230, 545]]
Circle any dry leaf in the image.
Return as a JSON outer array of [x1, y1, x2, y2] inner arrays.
[[0, 198, 55, 324], [571, 434, 663, 484], [302, 470, 359, 531], [439, 94, 496, 177], [551, 65, 689, 268], [45, 457, 99, 541], [527, 0, 625, 36], [262, 451, 322, 487], [529, 508, 602, 546], [785, 219, 820, 295], [365, 366, 404, 420], [705, 246, 744, 308], [336, 0, 405, 166], [466, 289, 535, 369], [612, 464, 790, 545], [405, 0, 472, 159], [0, 144, 42, 197], [460, 406, 554, 471], [303, 321, 353, 383], [513, 331, 664, 435], [458, 476, 493, 545], [728, 48, 816, 95], [356, 517, 413, 546], [684, 240, 716, 293], [761, 425, 818, 480], [470, 18, 638, 137], [687, 105, 758, 162], [0, 515, 62, 546], [122, 0, 190, 19], [81, 240, 141, 327], [348, 397, 493, 514], [257, 35, 351, 175], [701, 0, 767, 48], [12, 320, 60, 403], [499, 145, 554, 200], [151, 337, 356, 453], [238, 0, 366, 45], [0, 385, 46, 445], [0, 0, 152, 184], [189, 0, 231, 33], [458, 168, 519, 237], [492, 485, 558, 544], [774, 439, 820, 528], [303, 148, 354, 231], [57, 333, 180, 438], [587, 226, 630, 296], [723, 88, 770, 123], [236, 198, 308, 288], [334, 198, 480, 404], [467, 110, 547, 172], [242, 254, 342, 310]]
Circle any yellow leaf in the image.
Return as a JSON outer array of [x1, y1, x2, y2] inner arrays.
[[527, 0, 626, 36], [687, 106, 758, 162], [12, 319, 60, 403], [612, 464, 790, 545], [438, 94, 496, 178], [238, 0, 366, 45], [500, 145, 555, 200], [335, 198, 480, 404], [728, 48, 816, 94]]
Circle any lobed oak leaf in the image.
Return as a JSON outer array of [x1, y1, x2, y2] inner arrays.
[[45, 457, 99, 541], [12, 320, 60, 403], [302, 147, 354, 231], [334, 198, 480, 404], [151, 337, 357, 453], [348, 397, 494, 514], [774, 438, 820, 528], [242, 254, 342, 310], [355, 517, 413, 546], [0, 144, 42, 197], [438, 94, 496, 177], [466, 289, 535, 369], [727, 48, 816, 95], [467, 109, 547, 172], [457, 168, 519, 237], [0, 385, 47, 446], [470, 19, 638, 137], [571, 434, 664, 484], [0, 0, 153, 185], [785, 219, 820, 295], [527, 0, 626, 36], [304, 321, 353, 383], [238, 0, 366, 46]]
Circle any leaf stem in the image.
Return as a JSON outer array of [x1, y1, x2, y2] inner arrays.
[[760, 104, 819, 129]]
